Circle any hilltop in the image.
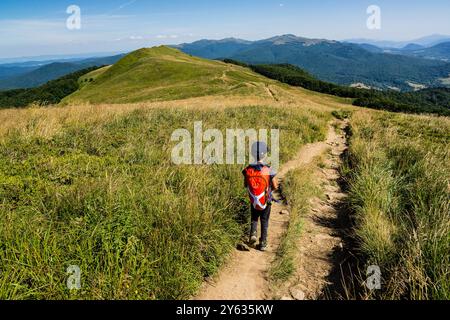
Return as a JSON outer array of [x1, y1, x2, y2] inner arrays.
[[63, 46, 281, 105]]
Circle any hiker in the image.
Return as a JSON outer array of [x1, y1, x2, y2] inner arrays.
[[243, 141, 280, 252]]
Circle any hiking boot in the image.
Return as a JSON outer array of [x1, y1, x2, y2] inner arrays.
[[259, 242, 268, 252], [249, 235, 258, 245]]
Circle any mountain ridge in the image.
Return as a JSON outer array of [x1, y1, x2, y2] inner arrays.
[[174, 35, 450, 91], [0, 54, 125, 90], [345, 34, 450, 48]]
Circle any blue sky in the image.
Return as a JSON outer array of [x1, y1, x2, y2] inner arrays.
[[1, 0, 450, 58]]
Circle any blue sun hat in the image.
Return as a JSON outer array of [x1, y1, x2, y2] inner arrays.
[[251, 141, 269, 162]]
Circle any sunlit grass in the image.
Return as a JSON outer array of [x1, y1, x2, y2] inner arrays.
[[344, 110, 450, 300], [0, 101, 331, 299]]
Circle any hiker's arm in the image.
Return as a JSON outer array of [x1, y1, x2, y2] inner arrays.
[[272, 176, 280, 191]]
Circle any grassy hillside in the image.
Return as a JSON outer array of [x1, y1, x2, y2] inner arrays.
[[344, 111, 450, 299], [2, 44, 448, 301], [0, 98, 336, 299], [63, 46, 279, 105], [0, 50, 349, 299]]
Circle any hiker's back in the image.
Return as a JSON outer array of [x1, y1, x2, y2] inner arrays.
[[243, 164, 272, 211]]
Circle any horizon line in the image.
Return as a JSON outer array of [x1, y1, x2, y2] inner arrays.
[[2, 32, 450, 61]]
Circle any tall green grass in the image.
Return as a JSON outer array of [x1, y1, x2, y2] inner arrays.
[[0, 105, 329, 299], [344, 111, 450, 300], [269, 162, 321, 282]]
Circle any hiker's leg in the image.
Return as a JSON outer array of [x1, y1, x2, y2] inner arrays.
[[260, 205, 272, 244], [250, 207, 259, 238]]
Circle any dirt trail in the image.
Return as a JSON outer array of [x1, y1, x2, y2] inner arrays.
[[264, 84, 279, 101], [195, 121, 349, 300], [277, 120, 350, 300]]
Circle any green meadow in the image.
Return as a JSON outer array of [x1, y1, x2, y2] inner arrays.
[[344, 110, 450, 299], [0, 104, 330, 299]]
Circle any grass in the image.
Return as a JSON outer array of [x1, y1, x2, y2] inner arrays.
[[343, 110, 450, 300], [269, 160, 322, 282], [331, 110, 352, 120], [62, 46, 282, 105], [0, 100, 332, 300], [78, 66, 111, 89], [3, 42, 447, 300]]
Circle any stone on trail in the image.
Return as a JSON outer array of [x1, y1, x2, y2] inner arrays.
[[236, 243, 250, 251], [290, 287, 306, 300]]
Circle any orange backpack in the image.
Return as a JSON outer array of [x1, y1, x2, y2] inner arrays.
[[244, 165, 272, 211]]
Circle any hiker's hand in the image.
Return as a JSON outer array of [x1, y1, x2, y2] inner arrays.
[[272, 177, 280, 190]]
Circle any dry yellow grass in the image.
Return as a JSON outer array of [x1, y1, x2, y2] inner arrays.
[[0, 84, 353, 141]]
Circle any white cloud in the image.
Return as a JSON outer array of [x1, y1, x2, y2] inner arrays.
[[118, 0, 137, 10], [156, 34, 179, 39]]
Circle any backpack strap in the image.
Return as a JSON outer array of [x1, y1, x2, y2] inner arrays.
[[247, 187, 268, 210]]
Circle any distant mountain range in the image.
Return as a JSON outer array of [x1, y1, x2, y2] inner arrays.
[[362, 42, 450, 62], [406, 41, 450, 61], [175, 34, 450, 91], [0, 52, 122, 64], [345, 34, 450, 49], [1, 34, 450, 92], [0, 55, 125, 90]]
